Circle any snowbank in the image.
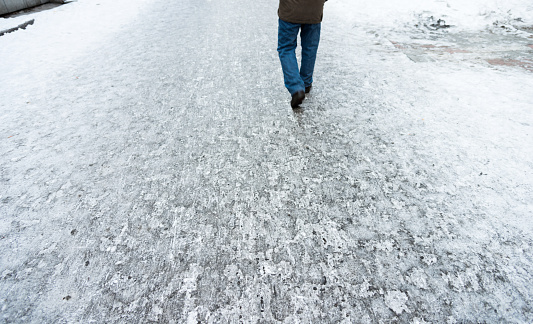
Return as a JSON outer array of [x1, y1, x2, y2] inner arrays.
[[0, 0, 152, 84], [329, 0, 533, 32]]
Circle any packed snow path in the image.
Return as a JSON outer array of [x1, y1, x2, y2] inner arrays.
[[1, 0, 533, 322]]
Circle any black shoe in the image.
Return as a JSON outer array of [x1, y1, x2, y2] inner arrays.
[[305, 85, 312, 93], [291, 90, 305, 108]]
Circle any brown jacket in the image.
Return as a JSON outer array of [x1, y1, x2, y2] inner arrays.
[[278, 0, 326, 24]]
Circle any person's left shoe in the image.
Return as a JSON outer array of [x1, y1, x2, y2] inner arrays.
[[305, 84, 312, 93], [291, 90, 305, 108]]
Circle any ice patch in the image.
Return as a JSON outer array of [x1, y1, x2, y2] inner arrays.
[[186, 311, 198, 324], [412, 317, 430, 324], [406, 268, 429, 290], [384, 290, 410, 314]]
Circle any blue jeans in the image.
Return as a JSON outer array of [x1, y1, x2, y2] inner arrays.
[[277, 19, 321, 95]]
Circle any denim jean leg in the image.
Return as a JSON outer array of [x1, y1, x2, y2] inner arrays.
[[278, 19, 305, 95], [300, 23, 321, 88]]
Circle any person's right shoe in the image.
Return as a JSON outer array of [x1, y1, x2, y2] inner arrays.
[[291, 90, 305, 108], [305, 84, 312, 93]]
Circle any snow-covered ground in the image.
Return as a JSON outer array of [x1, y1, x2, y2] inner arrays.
[[0, 0, 151, 86], [332, 0, 533, 32], [1, 0, 533, 322]]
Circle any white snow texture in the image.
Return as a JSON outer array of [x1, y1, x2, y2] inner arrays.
[[1, 0, 532, 322]]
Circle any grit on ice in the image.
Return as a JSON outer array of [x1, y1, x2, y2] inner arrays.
[[0, 0, 532, 323]]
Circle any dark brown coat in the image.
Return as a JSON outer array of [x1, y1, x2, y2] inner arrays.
[[278, 0, 326, 24]]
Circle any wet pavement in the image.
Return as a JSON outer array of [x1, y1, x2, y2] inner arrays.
[[1, 0, 533, 323]]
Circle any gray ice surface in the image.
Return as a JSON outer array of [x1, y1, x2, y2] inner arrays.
[[1, 0, 533, 323]]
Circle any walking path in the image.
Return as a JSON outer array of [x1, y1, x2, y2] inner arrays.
[[1, 0, 532, 322]]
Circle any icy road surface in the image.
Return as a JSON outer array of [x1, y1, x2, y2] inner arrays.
[[1, 0, 533, 322]]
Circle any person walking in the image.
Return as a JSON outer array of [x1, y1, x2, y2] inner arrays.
[[277, 0, 327, 108]]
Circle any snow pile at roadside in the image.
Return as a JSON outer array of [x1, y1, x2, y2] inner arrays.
[[0, 0, 149, 35], [0, 15, 34, 32], [0, 0, 154, 105], [329, 0, 533, 32], [0, 0, 152, 82]]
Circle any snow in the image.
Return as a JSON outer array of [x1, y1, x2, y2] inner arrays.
[[0, 0, 151, 85], [385, 290, 409, 314], [1, 0, 533, 322], [333, 0, 533, 32]]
